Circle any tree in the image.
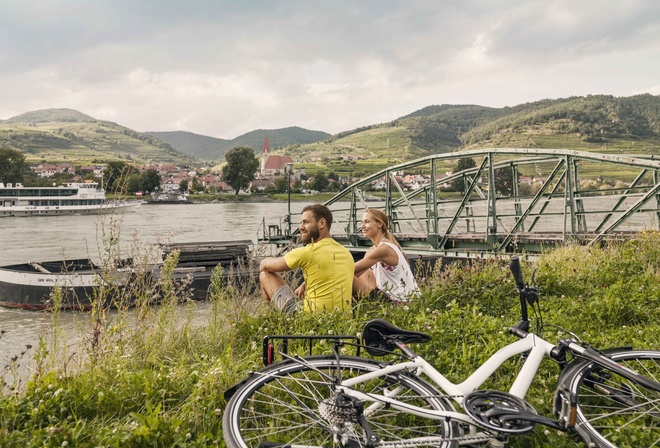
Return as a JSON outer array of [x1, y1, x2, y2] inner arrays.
[[310, 171, 329, 192], [179, 179, 189, 192], [0, 148, 28, 184], [140, 169, 161, 193], [451, 157, 477, 192], [222, 147, 259, 196], [126, 173, 141, 193], [191, 177, 205, 192], [103, 161, 137, 193], [274, 176, 289, 194], [494, 165, 518, 196]]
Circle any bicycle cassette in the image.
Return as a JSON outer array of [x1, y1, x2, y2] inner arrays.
[[464, 390, 538, 434]]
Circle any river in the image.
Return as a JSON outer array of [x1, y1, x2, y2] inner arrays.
[[0, 201, 300, 382], [1, 196, 657, 386]]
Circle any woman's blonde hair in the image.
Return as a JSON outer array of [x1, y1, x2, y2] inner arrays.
[[364, 208, 402, 250]]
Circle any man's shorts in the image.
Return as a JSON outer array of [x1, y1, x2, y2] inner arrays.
[[273, 284, 302, 314]]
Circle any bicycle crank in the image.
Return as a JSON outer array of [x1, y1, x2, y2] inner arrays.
[[464, 390, 566, 434]]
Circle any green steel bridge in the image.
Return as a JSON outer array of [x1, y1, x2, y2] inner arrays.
[[261, 148, 660, 258]]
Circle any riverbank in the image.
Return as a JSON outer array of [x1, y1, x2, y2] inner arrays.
[[114, 192, 368, 203], [2, 235, 660, 446]]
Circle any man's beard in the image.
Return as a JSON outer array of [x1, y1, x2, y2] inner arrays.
[[301, 224, 320, 244]]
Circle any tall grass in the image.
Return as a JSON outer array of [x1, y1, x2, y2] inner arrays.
[[2, 232, 660, 446]]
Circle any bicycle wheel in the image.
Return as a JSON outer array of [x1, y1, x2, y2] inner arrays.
[[565, 349, 660, 448], [222, 355, 456, 448]]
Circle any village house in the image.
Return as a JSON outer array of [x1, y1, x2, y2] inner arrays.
[[31, 163, 75, 178]]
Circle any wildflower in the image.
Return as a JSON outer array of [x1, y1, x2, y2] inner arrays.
[[62, 442, 68, 447], [214, 408, 222, 416]]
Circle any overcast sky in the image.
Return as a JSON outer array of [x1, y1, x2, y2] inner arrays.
[[1, 0, 659, 139]]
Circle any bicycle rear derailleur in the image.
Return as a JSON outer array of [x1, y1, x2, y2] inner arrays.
[[319, 392, 381, 447]]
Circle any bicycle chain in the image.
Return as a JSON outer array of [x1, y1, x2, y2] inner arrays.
[[375, 433, 499, 447]]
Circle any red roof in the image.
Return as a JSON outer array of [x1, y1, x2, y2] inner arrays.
[[263, 155, 292, 170]]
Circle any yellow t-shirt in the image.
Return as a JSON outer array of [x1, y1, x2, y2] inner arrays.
[[284, 238, 354, 313]]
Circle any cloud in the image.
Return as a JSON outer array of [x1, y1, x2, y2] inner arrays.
[[1, 0, 659, 137]]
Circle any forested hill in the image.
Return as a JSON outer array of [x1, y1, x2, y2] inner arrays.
[[3, 108, 97, 124], [147, 126, 331, 161], [284, 94, 660, 168], [4, 95, 660, 167], [0, 108, 198, 165], [395, 94, 660, 153]]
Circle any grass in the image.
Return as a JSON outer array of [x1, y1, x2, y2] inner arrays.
[[2, 228, 660, 446]]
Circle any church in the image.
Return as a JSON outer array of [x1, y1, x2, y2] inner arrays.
[[260, 137, 293, 176]]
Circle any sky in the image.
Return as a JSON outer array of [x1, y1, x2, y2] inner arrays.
[[1, 0, 660, 140]]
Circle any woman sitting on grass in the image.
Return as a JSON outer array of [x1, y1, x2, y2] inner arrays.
[[352, 208, 420, 304]]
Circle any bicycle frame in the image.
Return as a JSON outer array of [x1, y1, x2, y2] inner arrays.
[[336, 332, 556, 427]]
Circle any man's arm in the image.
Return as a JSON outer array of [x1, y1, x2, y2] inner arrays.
[[259, 256, 291, 273]]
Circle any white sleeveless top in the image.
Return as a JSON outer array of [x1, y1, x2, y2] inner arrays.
[[371, 242, 420, 303]]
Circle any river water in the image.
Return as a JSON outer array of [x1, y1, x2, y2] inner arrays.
[[0, 201, 301, 382], [1, 196, 658, 385]]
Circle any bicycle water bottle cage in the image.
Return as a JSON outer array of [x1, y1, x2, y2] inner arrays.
[[362, 319, 431, 357]]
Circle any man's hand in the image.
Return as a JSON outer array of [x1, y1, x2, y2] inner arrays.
[[294, 282, 306, 299]]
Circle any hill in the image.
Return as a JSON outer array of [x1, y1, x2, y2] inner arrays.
[[144, 130, 229, 160], [3, 95, 659, 171], [0, 108, 199, 165], [281, 94, 660, 177], [148, 126, 331, 161]]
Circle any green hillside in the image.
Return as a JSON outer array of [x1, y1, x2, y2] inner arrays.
[[149, 126, 331, 161], [3, 95, 660, 171], [278, 94, 660, 177], [145, 130, 229, 160], [0, 108, 199, 165]]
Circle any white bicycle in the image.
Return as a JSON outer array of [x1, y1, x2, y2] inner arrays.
[[223, 256, 660, 447]]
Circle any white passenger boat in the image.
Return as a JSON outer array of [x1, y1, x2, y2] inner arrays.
[[0, 181, 140, 217]]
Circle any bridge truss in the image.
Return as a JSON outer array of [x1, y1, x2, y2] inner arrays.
[[289, 148, 660, 257]]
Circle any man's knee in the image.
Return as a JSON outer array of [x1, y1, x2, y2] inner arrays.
[[260, 271, 284, 298]]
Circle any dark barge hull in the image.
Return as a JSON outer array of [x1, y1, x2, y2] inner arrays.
[[0, 241, 255, 311]]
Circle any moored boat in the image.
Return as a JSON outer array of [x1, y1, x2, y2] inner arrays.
[[0, 181, 140, 217], [0, 241, 256, 310], [0, 259, 126, 310], [145, 191, 191, 204]]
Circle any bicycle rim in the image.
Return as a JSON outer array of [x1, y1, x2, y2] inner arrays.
[[568, 349, 660, 448], [222, 356, 456, 448]]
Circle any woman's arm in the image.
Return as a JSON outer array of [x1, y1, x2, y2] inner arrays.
[[354, 244, 398, 276]]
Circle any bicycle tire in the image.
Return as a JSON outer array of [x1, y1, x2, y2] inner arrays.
[[222, 355, 456, 448], [564, 349, 660, 448]]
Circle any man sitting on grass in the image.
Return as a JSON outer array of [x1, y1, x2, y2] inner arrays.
[[259, 203, 354, 313]]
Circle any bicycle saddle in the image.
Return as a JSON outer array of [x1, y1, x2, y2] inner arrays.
[[362, 319, 431, 356]]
